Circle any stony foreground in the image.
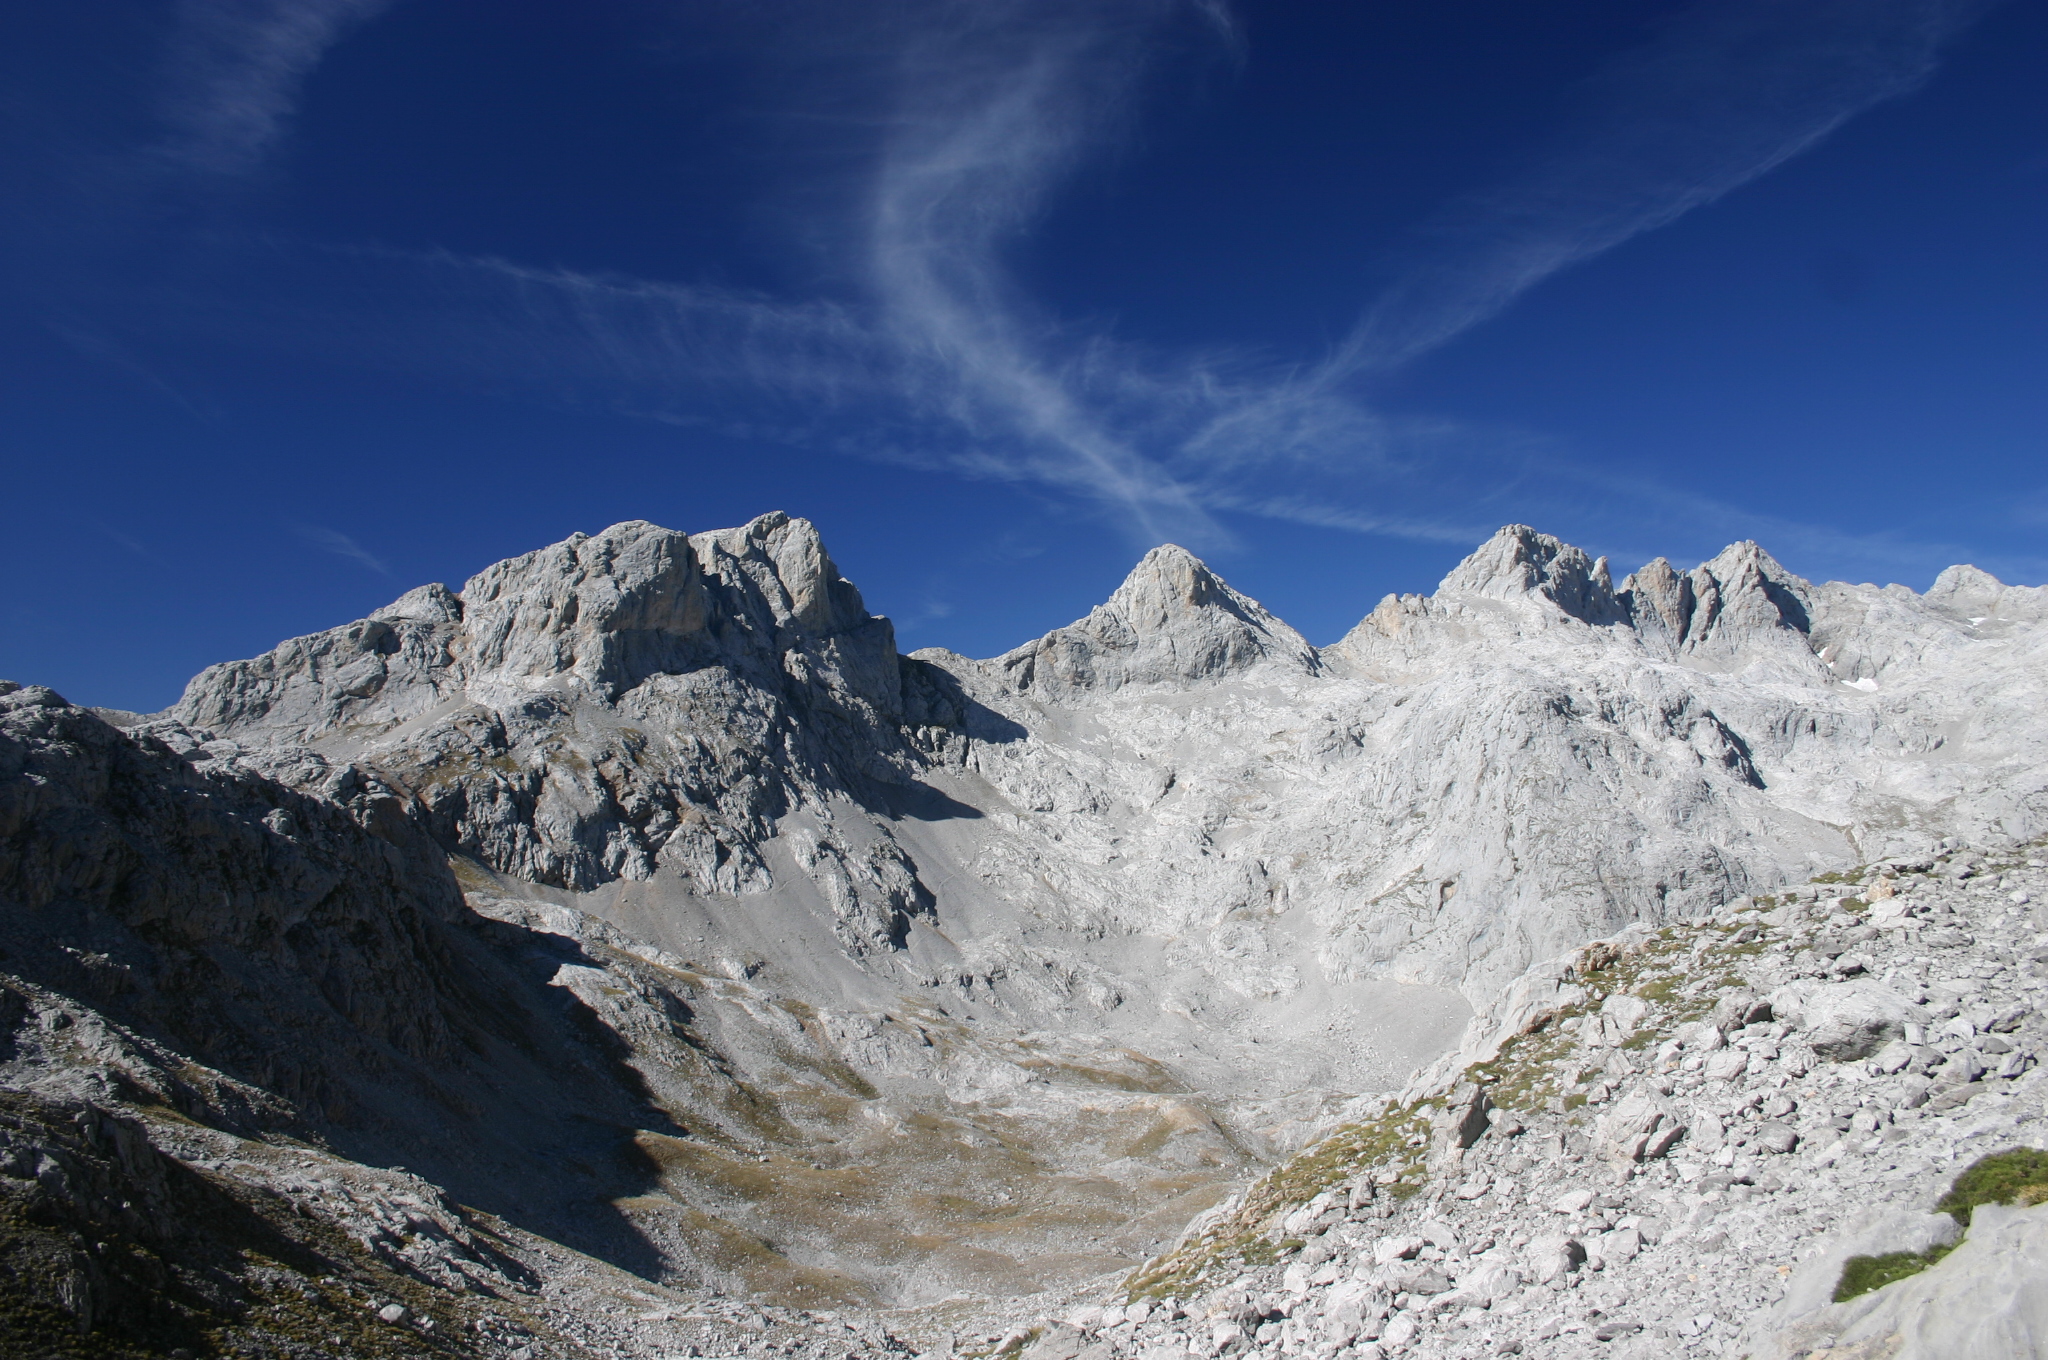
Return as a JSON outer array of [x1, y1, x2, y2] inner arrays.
[[1012, 836, 2048, 1360], [10, 835, 2048, 1359]]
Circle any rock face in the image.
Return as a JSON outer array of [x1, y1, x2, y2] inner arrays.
[[0, 678, 885, 1284], [5, 512, 2048, 1323], [157, 515, 2048, 1001], [1753, 1202, 2048, 1359], [166, 515, 914, 905], [991, 545, 1319, 697]]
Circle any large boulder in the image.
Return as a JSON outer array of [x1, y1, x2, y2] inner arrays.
[[1771, 980, 1930, 1061], [1596, 1091, 1684, 1164]]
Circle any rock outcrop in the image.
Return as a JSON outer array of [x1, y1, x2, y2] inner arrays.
[[991, 544, 1319, 697]]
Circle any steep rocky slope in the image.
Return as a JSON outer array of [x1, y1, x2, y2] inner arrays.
[[1024, 840, 2048, 1359], [3, 513, 2046, 1347]]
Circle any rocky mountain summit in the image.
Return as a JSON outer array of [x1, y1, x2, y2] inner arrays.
[[3, 513, 2046, 1356]]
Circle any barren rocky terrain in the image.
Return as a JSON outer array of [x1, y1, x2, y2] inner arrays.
[[3, 513, 2045, 1356]]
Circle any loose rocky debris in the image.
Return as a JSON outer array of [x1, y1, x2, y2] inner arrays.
[[8, 822, 2048, 1358], [1018, 836, 2048, 1360], [0, 1078, 924, 1360]]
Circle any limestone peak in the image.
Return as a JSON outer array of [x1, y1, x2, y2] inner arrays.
[[994, 543, 1317, 697]]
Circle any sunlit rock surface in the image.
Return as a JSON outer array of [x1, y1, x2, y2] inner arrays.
[[4, 514, 2046, 1328]]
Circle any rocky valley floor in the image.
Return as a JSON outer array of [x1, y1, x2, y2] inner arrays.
[[10, 836, 2048, 1359], [1033, 836, 2048, 1360]]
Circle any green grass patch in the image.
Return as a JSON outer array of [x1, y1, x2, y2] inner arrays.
[[1834, 1243, 1957, 1302], [1833, 1146, 2048, 1303], [1936, 1147, 2048, 1226], [1240, 1237, 1304, 1266], [1634, 975, 1682, 1004], [1123, 1100, 1432, 1299]]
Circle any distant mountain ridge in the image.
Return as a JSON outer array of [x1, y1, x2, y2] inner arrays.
[[5, 513, 2045, 1310]]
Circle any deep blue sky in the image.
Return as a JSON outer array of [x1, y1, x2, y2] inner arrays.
[[3, 0, 2043, 712]]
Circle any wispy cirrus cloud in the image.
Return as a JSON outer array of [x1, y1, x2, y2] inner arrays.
[[155, 0, 392, 176], [296, 524, 390, 575], [122, 0, 2001, 573], [1323, 0, 1996, 378]]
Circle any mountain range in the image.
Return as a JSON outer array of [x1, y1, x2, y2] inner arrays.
[[2, 513, 2044, 1344]]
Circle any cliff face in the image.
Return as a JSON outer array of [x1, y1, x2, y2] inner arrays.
[[4, 515, 2045, 1313]]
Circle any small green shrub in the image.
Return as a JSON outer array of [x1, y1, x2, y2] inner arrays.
[[1936, 1147, 2048, 1226]]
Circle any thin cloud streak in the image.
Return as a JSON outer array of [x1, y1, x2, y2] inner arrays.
[[122, 0, 2005, 583], [156, 0, 392, 176], [1321, 0, 1997, 378], [296, 524, 390, 575], [861, 1, 1232, 544]]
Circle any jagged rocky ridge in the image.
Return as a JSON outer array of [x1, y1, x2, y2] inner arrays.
[[2, 513, 2046, 1347]]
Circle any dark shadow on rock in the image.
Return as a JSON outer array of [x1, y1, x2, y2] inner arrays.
[[1762, 577, 1814, 636], [0, 688, 688, 1284], [869, 778, 985, 823], [901, 657, 1028, 744], [303, 912, 690, 1282]]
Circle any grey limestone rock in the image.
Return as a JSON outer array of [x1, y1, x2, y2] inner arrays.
[[989, 544, 1318, 698], [9, 512, 2048, 1325], [1749, 1204, 2048, 1360], [1772, 979, 1931, 1061]]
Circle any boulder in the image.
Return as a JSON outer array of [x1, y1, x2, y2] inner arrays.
[[1771, 981, 1930, 1061], [1703, 1049, 1750, 1082], [1524, 1234, 1585, 1283], [1711, 989, 1772, 1029], [1372, 1235, 1424, 1265], [1754, 1122, 1799, 1155], [1600, 1226, 1643, 1263], [1596, 1092, 1685, 1163], [1447, 1261, 1522, 1306], [1432, 1082, 1493, 1152]]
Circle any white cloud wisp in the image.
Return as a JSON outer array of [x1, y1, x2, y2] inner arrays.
[[124, 0, 2007, 578], [156, 0, 392, 176]]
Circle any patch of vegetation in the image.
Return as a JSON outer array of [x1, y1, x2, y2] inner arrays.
[[1830, 1147, 2048, 1303], [1634, 975, 1683, 1004], [1936, 1147, 2048, 1226], [1239, 1236, 1303, 1266], [1834, 1243, 1958, 1302], [1123, 1099, 1432, 1299], [1385, 1165, 1428, 1200]]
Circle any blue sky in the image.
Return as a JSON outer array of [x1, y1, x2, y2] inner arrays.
[[3, 0, 2043, 712]]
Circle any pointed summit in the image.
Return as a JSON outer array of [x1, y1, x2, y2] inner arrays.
[[994, 545, 1317, 698], [1438, 525, 1624, 625], [1615, 540, 1816, 669]]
